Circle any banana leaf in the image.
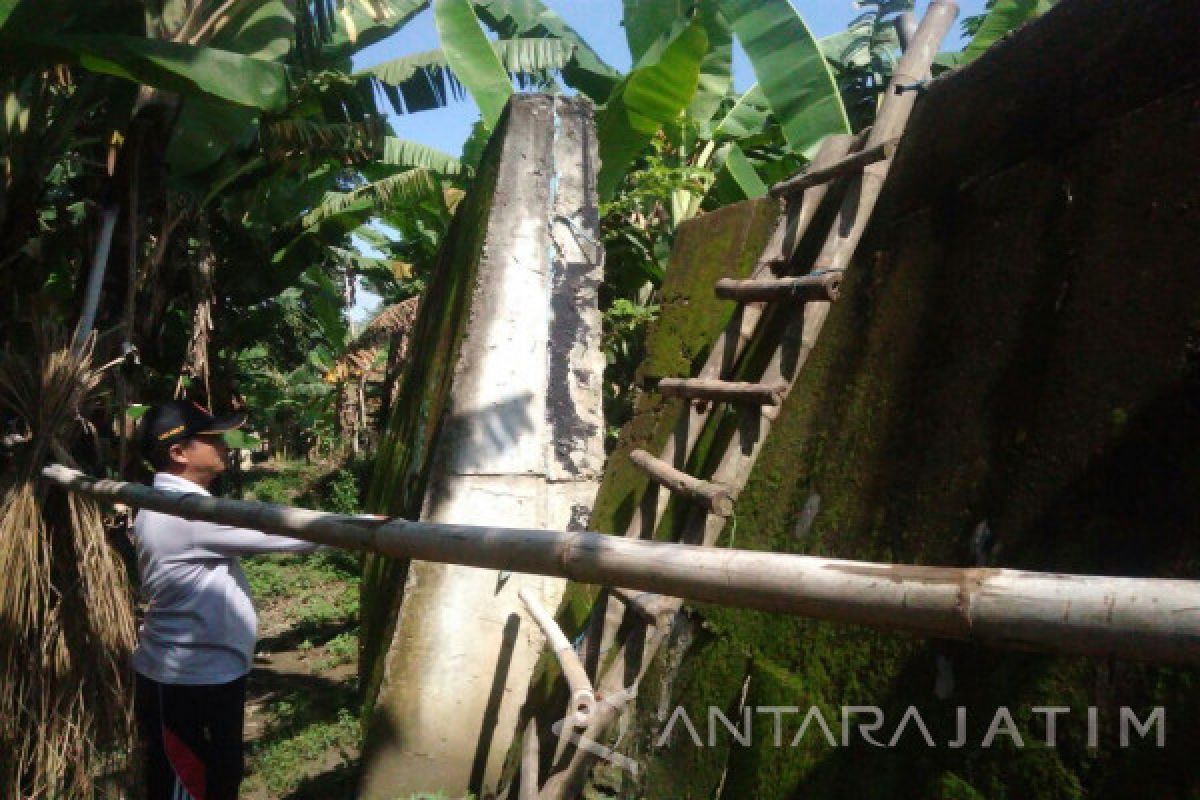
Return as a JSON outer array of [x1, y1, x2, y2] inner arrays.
[[358, 37, 575, 115], [434, 0, 512, 130], [44, 34, 289, 111], [473, 0, 622, 103], [381, 137, 465, 176], [713, 83, 770, 139], [718, 0, 849, 157], [595, 17, 708, 200], [962, 0, 1055, 62]]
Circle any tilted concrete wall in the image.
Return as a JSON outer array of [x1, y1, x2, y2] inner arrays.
[[518, 0, 1200, 797], [358, 94, 605, 799]]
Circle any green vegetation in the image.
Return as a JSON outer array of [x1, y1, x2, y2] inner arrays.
[[236, 459, 367, 799], [0, 0, 1063, 794], [248, 702, 360, 798]]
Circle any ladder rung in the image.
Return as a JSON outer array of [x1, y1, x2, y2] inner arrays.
[[658, 378, 789, 406], [715, 272, 842, 304], [610, 587, 680, 624], [769, 138, 898, 197], [628, 449, 734, 516]]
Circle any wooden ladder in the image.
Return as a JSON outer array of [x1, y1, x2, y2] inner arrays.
[[530, 3, 961, 797]]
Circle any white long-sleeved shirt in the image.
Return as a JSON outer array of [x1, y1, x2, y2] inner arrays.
[[131, 472, 320, 685]]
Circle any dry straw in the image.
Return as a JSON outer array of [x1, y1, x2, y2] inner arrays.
[[0, 324, 136, 798]]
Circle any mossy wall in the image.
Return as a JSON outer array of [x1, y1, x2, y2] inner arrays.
[[601, 1, 1200, 797]]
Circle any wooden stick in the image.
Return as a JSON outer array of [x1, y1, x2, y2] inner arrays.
[[42, 465, 1200, 664], [538, 685, 639, 800], [769, 139, 898, 198], [714, 272, 843, 303], [610, 588, 679, 625], [627, 449, 734, 517], [519, 718, 539, 800], [518, 587, 596, 726], [656, 378, 789, 406]]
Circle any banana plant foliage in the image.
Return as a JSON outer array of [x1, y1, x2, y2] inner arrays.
[[32, 34, 290, 112], [595, 16, 709, 200], [961, 0, 1055, 62], [472, 0, 622, 102], [717, 0, 850, 157], [358, 37, 576, 115], [433, 0, 512, 130]]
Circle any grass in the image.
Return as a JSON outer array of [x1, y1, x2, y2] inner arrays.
[[236, 459, 369, 799], [250, 700, 359, 797]]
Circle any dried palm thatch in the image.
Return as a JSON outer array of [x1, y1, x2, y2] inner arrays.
[[324, 296, 420, 383], [0, 324, 136, 798]]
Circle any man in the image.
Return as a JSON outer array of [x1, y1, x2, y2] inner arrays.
[[132, 400, 322, 800]]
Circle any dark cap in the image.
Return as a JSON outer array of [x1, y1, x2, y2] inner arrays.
[[138, 400, 247, 461]]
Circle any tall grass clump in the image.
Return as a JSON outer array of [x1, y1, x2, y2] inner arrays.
[[0, 324, 136, 797]]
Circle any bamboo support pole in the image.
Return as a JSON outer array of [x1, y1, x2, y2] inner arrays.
[[41, 464, 1200, 664], [627, 449, 734, 517], [895, 12, 918, 51], [769, 138, 898, 198], [519, 718, 540, 800], [714, 272, 843, 303], [519, 588, 596, 726], [73, 205, 119, 355], [810, 1, 957, 277], [538, 685, 639, 800], [656, 378, 789, 406]]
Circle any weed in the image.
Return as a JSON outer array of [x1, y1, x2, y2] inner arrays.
[[248, 703, 359, 797], [316, 631, 358, 670]]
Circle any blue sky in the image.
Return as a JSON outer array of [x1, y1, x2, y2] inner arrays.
[[355, 1, 987, 157]]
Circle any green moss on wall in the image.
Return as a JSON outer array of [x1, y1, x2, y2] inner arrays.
[[632, 78, 1200, 800], [555, 198, 778, 633]]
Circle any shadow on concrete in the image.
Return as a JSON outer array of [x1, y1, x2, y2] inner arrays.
[[469, 612, 522, 795]]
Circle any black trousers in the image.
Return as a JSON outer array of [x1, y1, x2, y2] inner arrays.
[[134, 672, 247, 800]]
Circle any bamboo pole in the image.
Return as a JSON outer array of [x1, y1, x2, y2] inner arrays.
[[72, 205, 119, 355], [519, 718, 539, 800], [610, 588, 676, 626], [41, 465, 1200, 664], [519, 588, 595, 726]]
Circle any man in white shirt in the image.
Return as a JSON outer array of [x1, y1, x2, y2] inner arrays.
[[132, 400, 322, 800]]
